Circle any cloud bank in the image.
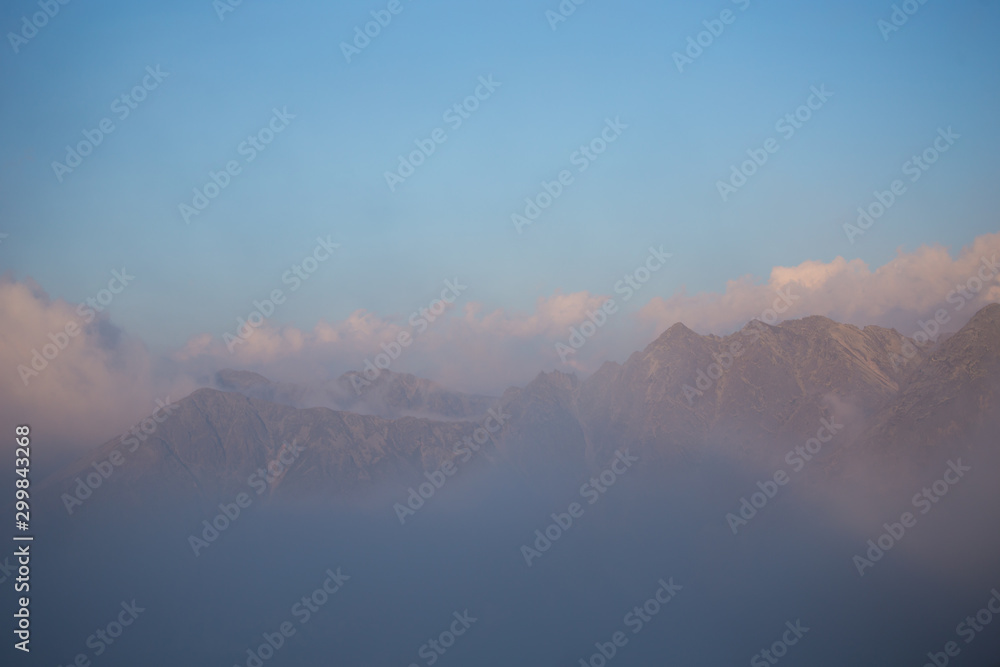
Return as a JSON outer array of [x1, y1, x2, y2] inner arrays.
[[3, 233, 998, 451]]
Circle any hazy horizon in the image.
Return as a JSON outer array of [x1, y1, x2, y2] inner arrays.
[[2, 1, 999, 665]]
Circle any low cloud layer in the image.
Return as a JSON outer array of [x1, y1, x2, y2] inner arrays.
[[3, 233, 998, 452]]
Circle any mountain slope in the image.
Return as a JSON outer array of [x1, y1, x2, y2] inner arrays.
[[38, 387, 481, 520], [38, 305, 1000, 517], [214, 367, 497, 420], [843, 302, 1000, 466]]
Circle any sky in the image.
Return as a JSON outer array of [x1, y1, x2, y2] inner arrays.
[[1, 0, 1000, 446]]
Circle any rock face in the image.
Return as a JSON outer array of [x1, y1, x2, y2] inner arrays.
[[843, 302, 1000, 467], [495, 314, 931, 470], [39, 388, 484, 520], [39, 305, 1000, 514], [214, 367, 497, 420]]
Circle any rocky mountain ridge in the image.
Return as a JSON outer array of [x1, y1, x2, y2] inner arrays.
[[38, 304, 1000, 515]]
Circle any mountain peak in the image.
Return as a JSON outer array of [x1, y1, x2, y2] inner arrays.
[[931, 302, 1000, 354], [529, 369, 578, 389], [965, 302, 1000, 329], [649, 321, 701, 349], [779, 314, 841, 330], [215, 369, 272, 389], [664, 321, 696, 336]]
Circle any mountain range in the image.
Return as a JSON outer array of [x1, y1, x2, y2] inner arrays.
[[37, 303, 1000, 519]]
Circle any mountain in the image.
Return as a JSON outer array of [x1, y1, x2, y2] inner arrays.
[[23, 306, 1000, 667], [38, 387, 489, 521], [213, 367, 497, 421], [37, 305, 1000, 516], [841, 302, 1000, 468], [495, 314, 929, 470]]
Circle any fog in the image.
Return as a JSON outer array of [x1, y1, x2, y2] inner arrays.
[[10, 426, 1000, 667]]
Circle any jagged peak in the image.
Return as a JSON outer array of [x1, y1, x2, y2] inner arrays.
[[964, 302, 1000, 328], [649, 321, 701, 349], [740, 318, 776, 334], [527, 369, 579, 391], [938, 302, 1000, 351], [594, 360, 622, 375], [775, 314, 842, 331], [663, 321, 696, 337], [215, 368, 272, 388]]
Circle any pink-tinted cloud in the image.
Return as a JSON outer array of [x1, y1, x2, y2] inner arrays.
[[0, 277, 196, 458], [4, 233, 999, 454], [638, 232, 1000, 337], [172, 291, 612, 395]]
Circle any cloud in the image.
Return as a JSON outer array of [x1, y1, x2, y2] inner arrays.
[[172, 291, 611, 395], [0, 277, 196, 460], [4, 233, 999, 453], [638, 232, 1000, 337]]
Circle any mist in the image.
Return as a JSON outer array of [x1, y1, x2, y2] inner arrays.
[[12, 422, 1000, 667]]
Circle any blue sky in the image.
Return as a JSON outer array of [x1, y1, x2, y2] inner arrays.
[[1, 0, 999, 353]]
